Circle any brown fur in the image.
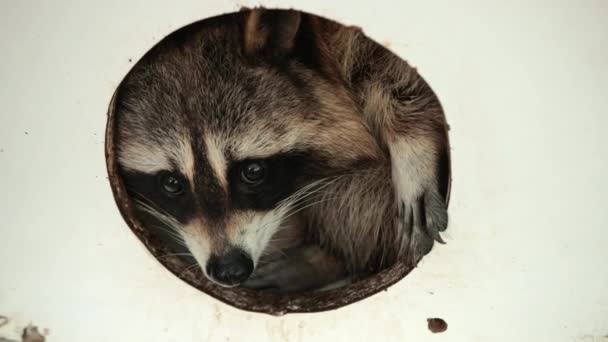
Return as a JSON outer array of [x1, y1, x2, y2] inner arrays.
[[240, 8, 448, 277], [114, 8, 449, 292]]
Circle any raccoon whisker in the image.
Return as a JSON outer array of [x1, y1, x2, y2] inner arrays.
[[259, 244, 288, 259], [280, 179, 322, 203], [136, 205, 195, 249], [260, 241, 290, 258], [254, 259, 272, 266], [279, 184, 348, 216], [178, 262, 201, 278], [275, 178, 331, 212], [266, 235, 296, 244], [264, 232, 296, 252], [257, 193, 341, 235], [131, 194, 173, 219], [156, 252, 194, 260], [127, 187, 178, 220], [133, 199, 185, 234], [148, 219, 184, 237], [142, 211, 177, 231], [253, 214, 297, 255], [283, 174, 345, 203], [274, 167, 382, 218], [275, 176, 342, 215], [253, 256, 284, 267], [149, 224, 188, 248], [319, 167, 385, 181], [267, 169, 384, 231], [128, 189, 195, 240], [285, 168, 383, 207], [293, 170, 387, 208], [278, 197, 340, 225]]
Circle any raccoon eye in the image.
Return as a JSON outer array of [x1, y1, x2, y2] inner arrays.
[[160, 173, 184, 195], [240, 161, 267, 185]]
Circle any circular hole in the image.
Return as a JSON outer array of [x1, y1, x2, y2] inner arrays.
[[105, 8, 451, 315]]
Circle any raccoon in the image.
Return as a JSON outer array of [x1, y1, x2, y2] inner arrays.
[[114, 8, 449, 293]]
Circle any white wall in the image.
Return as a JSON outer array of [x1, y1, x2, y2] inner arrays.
[[1, 0, 607, 341]]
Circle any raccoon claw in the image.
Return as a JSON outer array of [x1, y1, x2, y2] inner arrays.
[[398, 188, 448, 266], [423, 188, 448, 240]]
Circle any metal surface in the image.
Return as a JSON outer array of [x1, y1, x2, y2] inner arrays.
[[1, 0, 607, 341]]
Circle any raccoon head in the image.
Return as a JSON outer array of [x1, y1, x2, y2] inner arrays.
[[114, 9, 381, 287]]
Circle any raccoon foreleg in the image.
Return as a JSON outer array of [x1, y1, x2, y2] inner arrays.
[[243, 244, 348, 293], [388, 136, 448, 267]]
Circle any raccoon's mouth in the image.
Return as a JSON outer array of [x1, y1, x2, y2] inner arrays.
[[204, 249, 254, 287]]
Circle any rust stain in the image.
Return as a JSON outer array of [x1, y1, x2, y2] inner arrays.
[[21, 325, 45, 342], [427, 318, 448, 334]]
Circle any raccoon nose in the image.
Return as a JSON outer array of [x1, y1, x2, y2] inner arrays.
[[206, 249, 254, 287]]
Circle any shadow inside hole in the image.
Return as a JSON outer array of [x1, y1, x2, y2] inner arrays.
[[105, 7, 451, 315]]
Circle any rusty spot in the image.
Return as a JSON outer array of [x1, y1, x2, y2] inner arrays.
[[21, 325, 45, 342], [427, 318, 447, 333]]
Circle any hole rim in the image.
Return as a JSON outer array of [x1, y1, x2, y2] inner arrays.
[[103, 10, 452, 316]]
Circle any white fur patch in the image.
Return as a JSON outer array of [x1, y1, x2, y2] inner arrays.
[[389, 137, 437, 202], [204, 135, 228, 189], [230, 123, 305, 160], [231, 211, 285, 266], [118, 142, 171, 173], [118, 135, 195, 187], [173, 136, 195, 186], [180, 219, 211, 277]]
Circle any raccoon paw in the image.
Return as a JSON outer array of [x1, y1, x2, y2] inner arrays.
[[242, 257, 318, 293], [398, 188, 448, 267], [242, 244, 347, 293]]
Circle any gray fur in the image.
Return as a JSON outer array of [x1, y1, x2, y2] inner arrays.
[[114, 8, 449, 292]]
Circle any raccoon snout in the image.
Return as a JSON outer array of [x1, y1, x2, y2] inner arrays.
[[205, 249, 254, 287]]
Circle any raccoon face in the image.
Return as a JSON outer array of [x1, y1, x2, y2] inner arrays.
[[114, 9, 381, 287], [119, 149, 318, 287]]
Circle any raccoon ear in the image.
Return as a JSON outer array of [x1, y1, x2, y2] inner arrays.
[[242, 8, 302, 60]]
